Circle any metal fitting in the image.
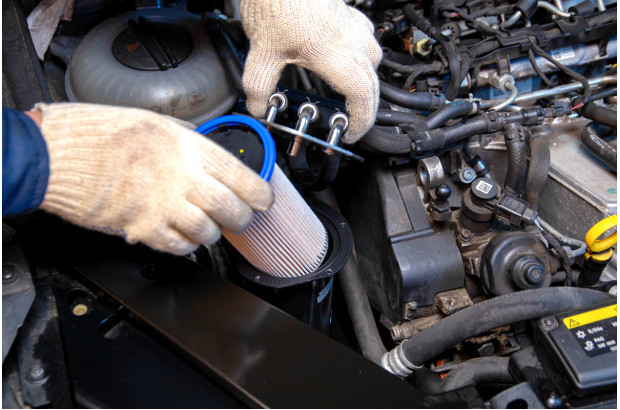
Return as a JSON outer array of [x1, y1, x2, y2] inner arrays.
[[324, 112, 349, 155], [417, 156, 444, 194], [414, 38, 433, 58], [458, 166, 477, 184], [492, 72, 515, 92], [381, 344, 422, 378], [265, 92, 288, 123], [288, 102, 319, 156]]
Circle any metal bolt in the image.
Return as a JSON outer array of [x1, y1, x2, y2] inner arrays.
[[3, 264, 16, 282], [26, 367, 47, 384], [542, 318, 557, 329], [546, 393, 562, 408], [72, 304, 88, 316], [326, 269, 333, 275], [340, 222, 347, 228], [460, 229, 473, 242], [255, 275, 261, 281], [525, 265, 545, 284]]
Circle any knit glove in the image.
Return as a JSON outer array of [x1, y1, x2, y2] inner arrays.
[[241, 0, 382, 144], [35, 103, 274, 255]]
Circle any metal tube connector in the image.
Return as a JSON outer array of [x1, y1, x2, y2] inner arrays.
[[324, 112, 349, 155], [265, 92, 288, 123], [288, 102, 318, 156]]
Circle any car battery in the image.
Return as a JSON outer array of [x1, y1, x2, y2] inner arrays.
[[537, 300, 617, 396]]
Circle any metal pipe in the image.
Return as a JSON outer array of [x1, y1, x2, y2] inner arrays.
[[537, 1, 572, 18], [491, 81, 519, 111], [480, 76, 617, 108], [553, 0, 564, 12], [476, 38, 617, 87], [596, 0, 606, 11], [500, 10, 522, 29]]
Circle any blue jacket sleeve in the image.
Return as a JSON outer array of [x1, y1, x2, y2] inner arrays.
[[2, 107, 50, 217]]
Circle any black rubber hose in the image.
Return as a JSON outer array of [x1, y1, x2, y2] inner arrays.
[[380, 81, 446, 110], [504, 124, 528, 196], [443, 116, 489, 145], [580, 103, 618, 129], [439, 357, 515, 393], [288, 144, 342, 191], [580, 122, 617, 172], [338, 256, 387, 364], [205, 18, 245, 98], [403, 4, 461, 100], [525, 135, 550, 211], [425, 100, 474, 130], [360, 125, 412, 154], [375, 109, 420, 125], [400, 287, 612, 366]]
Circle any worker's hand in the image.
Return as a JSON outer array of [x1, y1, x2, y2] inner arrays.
[[241, 0, 382, 144], [34, 103, 274, 255]]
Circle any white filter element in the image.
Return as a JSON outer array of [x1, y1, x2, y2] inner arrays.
[[222, 165, 329, 278]]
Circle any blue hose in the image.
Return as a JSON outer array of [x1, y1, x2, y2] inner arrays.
[[196, 115, 276, 181]]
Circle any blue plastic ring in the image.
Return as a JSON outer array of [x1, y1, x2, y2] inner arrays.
[[196, 115, 277, 181]]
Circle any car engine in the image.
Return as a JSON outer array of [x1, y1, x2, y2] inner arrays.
[[2, 0, 617, 407]]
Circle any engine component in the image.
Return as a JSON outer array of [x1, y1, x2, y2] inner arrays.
[[336, 162, 465, 323], [537, 300, 617, 395], [480, 231, 558, 295], [196, 115, 330, 279], [65, 8, 238, 124], [381, 287, 613, 377]]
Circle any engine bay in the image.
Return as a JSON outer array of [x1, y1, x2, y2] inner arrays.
[[2, 0, 618, 407]]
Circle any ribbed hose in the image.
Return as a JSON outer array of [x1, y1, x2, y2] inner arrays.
[[439, 357, 514, 393], [580, 122, 617, 172], [384, 287, 612, 374], [580, 103, 618, 129], [288, 144, 342, 191], [425, 101, 474, 130], [525, 135, 550, 211], [504, 124, 528, 196], [444, 116, 489, 145], [375, 109, 420, 125], [380, 81, 445, 110], [360, 125, 412, 154]]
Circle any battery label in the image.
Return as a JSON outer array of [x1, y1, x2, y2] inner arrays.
[[563, 304, 617, 329], [565, 304, 617, 357]]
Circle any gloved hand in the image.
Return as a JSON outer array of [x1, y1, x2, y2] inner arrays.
[[34, 103, 274, 255], [241, 0, 382, 144]]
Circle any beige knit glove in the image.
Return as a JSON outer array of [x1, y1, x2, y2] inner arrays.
[[35, 103, 274, 255], [241, 0, 382, 144]]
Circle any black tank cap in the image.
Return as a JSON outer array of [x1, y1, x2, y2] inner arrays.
[[112, 17, 193, 71]]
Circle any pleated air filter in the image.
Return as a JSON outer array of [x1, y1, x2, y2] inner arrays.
[[196, 115, 328, 278]]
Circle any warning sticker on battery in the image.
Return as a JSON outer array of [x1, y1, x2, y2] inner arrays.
[[565, 304, 617, 357], [563, 304, 617, 329]]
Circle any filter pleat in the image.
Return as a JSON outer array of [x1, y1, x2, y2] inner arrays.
[[223, 165, 329, 278]]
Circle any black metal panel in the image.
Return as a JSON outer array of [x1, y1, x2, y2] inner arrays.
[[54, 231, 433, 408]]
